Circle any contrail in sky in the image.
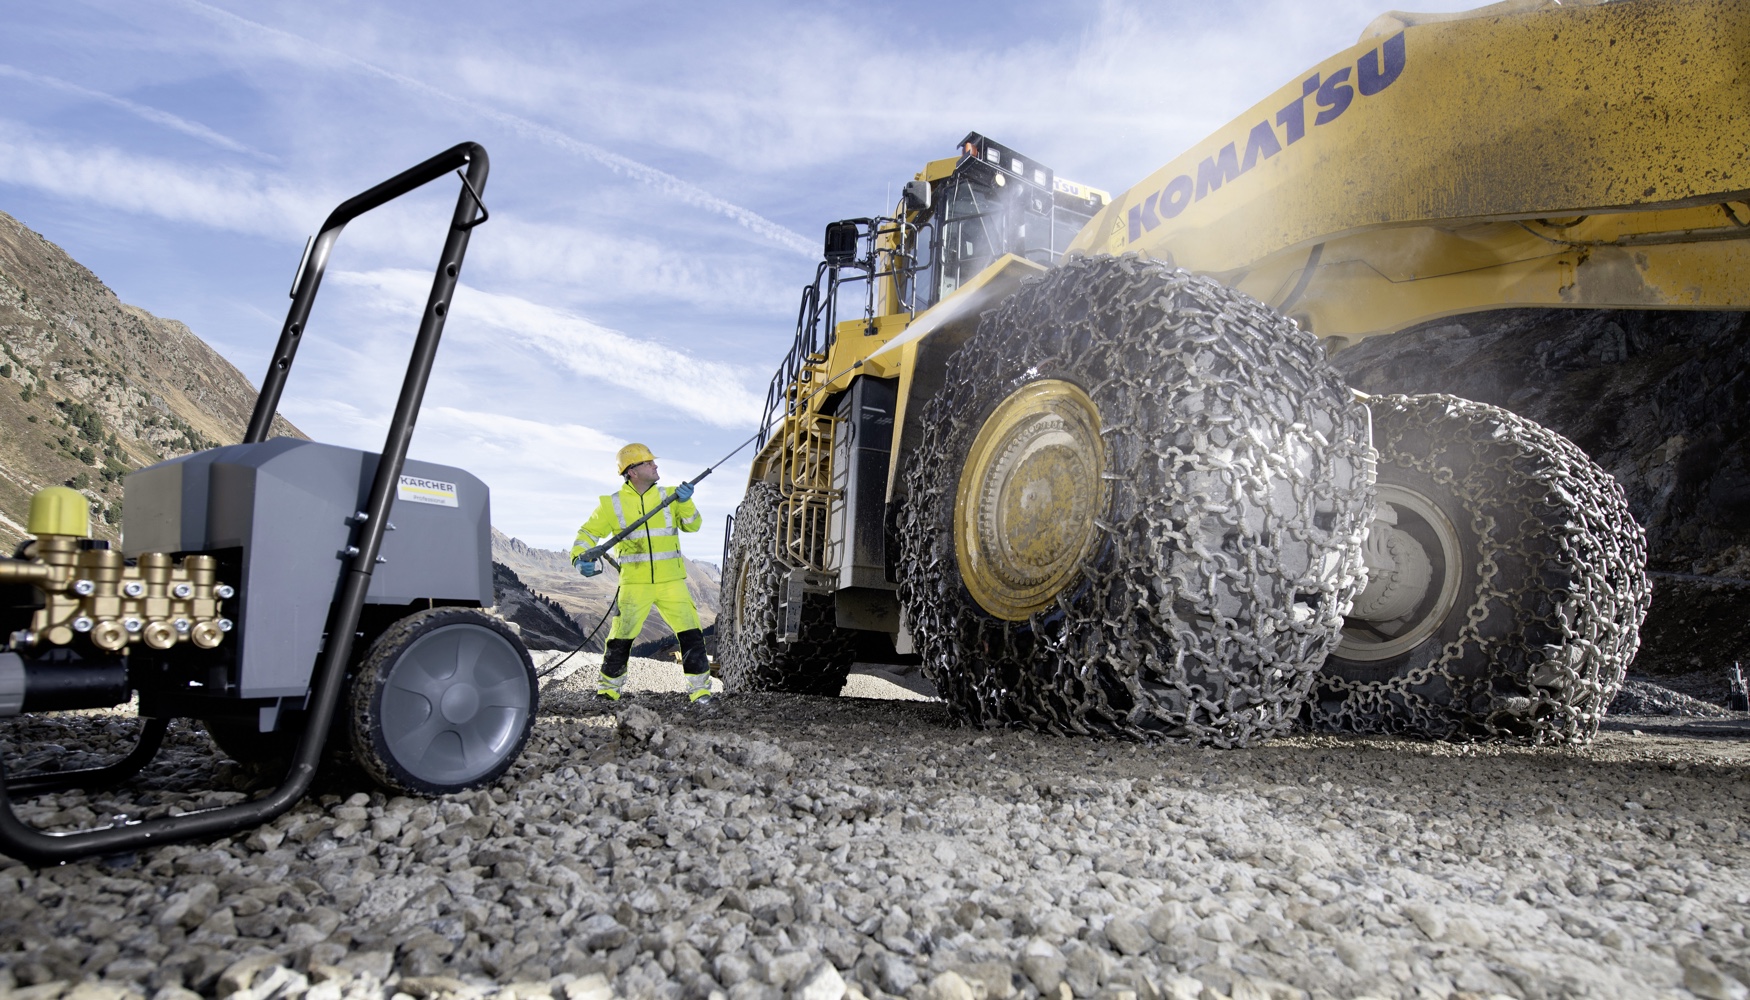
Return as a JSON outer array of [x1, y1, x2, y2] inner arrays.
[[174, 0, 817, 258], [0, 63, 272, 160]]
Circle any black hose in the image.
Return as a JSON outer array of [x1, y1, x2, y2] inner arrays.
[[536, 586, 620, 680]]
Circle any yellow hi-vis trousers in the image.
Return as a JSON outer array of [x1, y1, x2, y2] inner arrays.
[[607, 578, 701, 641]]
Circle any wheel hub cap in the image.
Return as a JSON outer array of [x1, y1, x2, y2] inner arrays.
[[1338, 483, 1464, 661], [440, 683, 481, 724], [955, 380, 1105, 620]]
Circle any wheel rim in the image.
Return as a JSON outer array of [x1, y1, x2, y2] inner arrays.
[[734, 552, 751, 625], [954, 379, 1106, 621], [1337, 483, 1465, 661], [380, 622, 531, 785]]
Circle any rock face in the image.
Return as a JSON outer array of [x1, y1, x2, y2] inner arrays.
[[489, 562, 595, 652], [1332, 307, 1750, 676], [0, 210, 301, 546]]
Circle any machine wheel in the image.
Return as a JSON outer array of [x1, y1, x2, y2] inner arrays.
[[1314, 393, 1650, 742], [895, 254, 1374, 744], [717, 482, 856, 695], [349, 607, 538, 795]]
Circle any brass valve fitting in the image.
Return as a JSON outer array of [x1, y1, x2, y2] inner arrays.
[[2, 488, 233, 652]]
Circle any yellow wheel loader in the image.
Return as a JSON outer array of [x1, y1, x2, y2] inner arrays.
[[718, 0, 1749, 745]]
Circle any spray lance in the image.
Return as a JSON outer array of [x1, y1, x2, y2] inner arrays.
[[538, 358, 869, 678], [576, 358, 873, 567], [571, 443, 733, 570]]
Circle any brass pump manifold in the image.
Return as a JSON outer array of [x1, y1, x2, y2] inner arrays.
[[1, 488, 233, 652], [1, 537, 234, 651]]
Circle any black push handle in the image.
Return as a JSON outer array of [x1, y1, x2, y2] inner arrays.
[[0, 144, 490, 865], [244, 142, 489, 443]]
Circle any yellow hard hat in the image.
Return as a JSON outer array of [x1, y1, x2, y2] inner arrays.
[[617, 443, 657, 475]]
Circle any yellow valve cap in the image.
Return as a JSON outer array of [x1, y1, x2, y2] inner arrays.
[[28, 486, 91, 538]]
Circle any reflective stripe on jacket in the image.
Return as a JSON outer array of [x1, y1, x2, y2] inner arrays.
[[570, 483, 702, 584]]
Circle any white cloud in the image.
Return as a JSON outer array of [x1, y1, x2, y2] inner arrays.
[[0, 125, 322, 237], [330, 269, 768, 429], [473, 217, 796, 315], [417, 406, 623, 487], [427, 0, 1435, 190], [0, 125, 783, 317], [172, 0, 817, 257], [0, 63, 273, 160]]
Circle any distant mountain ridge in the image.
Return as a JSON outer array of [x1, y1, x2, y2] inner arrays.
[[490, 527, 721, 648], [490, 561, 595, 651]]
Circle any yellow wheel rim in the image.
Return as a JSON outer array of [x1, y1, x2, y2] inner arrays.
[[954, 380, 1106, 620]]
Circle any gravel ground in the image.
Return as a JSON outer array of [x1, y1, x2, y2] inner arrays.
[[0, 656, 1747, 1000]]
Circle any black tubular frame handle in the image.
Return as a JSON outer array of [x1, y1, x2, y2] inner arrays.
[[246, 142, 488, 442], [3, 717, 168, 799], [0, 142, 489, 866]]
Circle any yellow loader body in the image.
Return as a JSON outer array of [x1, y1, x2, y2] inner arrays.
[[1069, 0, 1750, 347], [725, 0, 1734, 743]]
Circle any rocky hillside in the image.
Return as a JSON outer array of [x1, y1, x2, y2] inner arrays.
[[491, 527, 721, 649], [0, 210, 300, 545], [489, 562, 595, 652], [1332, 307, 1750, 677]]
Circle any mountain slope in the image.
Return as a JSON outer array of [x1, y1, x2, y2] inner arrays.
[[490, 562, 596, 651], [0, 210, 300, 545]]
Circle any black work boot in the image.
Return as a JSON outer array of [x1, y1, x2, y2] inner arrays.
[[598, 639, 633, 701], [677, 629, 715, 706]]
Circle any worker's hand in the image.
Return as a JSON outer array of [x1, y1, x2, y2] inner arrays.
[[674, 481, 695, 502], [573, 557, 601, 578]]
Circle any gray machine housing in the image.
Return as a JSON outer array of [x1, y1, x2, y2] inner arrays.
[[125, 438, 492, 704]]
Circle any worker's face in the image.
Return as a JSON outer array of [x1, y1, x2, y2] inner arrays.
[[627, 460, 659, 490]]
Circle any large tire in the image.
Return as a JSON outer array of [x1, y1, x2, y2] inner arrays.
[[1314, 393, 1650, 743], [349, 607, 538, 795], [896, 254, 1374, 744], [716, 482, 856, 695]]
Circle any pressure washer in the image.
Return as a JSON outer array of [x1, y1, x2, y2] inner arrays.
[[0, 143, 531, 865]]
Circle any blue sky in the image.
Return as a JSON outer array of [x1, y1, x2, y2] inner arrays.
[[1, 0, 1453, 559]]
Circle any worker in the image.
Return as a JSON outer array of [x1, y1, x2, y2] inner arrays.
[[571, 443, 713, 705]]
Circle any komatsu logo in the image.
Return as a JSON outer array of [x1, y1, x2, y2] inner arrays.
[[1128, 31, 1406, 243]]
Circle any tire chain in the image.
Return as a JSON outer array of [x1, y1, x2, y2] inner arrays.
[[718, 482, 857, 696], [896, 255, 1374, 745], [1312, 393, 1651, 743]]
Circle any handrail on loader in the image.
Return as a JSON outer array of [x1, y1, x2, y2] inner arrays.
[[0, 142, 490, 866]]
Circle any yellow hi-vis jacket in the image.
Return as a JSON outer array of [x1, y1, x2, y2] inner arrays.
[[571, 483, 702, 585]]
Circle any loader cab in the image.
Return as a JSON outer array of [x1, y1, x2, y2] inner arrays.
[[915, 133, 1108, 309]]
